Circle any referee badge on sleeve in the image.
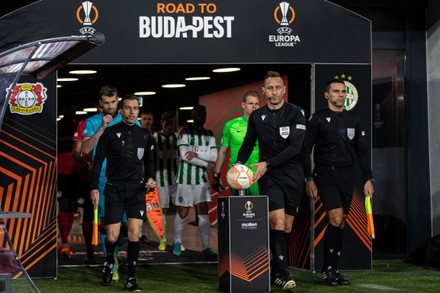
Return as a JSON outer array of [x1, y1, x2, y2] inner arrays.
[[347, 128, 355, 140], [137, 148, 145, 159], [279, 126, 290, 139]]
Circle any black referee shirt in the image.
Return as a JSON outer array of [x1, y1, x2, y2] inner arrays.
[[91, 121, 155, 189], [237, 102, 306, 169], [301, 107, 372, 182]]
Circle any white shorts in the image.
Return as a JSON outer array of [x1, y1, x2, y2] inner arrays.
[[175, 183, 212, 207], [158, 184, 177, 209]]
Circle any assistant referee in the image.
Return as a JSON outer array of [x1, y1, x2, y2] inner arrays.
[[301, 78, 374, 286]]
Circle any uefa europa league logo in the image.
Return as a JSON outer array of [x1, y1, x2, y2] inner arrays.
[[279, 2, 290, 26], [82, 1, 93, 25], [76, 1, 99, 35]]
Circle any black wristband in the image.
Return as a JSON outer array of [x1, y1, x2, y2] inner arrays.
[[213, 172, 221, 179]]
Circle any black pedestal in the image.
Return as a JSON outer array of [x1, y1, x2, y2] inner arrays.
[[217, 196, 270, 293]]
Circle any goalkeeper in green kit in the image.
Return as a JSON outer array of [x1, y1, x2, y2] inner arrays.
[[212, 91, 260, 195]]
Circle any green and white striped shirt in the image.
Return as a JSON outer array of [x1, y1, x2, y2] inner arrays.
[[154, 131, 178, 187], [176, 125, 217, 185]]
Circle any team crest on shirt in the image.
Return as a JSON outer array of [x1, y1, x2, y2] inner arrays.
[[279, 126, 290, 139], [137, 148, 145, 159], [347, 128, 355, 140]]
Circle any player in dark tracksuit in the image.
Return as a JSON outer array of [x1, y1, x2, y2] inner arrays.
[[237, 71, 306, 291], [301, 78, 374, 286], [91, 94, 156, 291]]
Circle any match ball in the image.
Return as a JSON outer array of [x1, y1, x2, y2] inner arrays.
[[226, 164, 254, 190]]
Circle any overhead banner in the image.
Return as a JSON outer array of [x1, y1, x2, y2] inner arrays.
[[0, 0, 371, 64]]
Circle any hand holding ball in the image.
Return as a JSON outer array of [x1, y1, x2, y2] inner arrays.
[[226, 164, 254, 190]]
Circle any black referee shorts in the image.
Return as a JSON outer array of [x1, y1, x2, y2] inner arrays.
[[104, 181, 146, 225], [258, 165, 304, 216], [314, 165, 354, 214]]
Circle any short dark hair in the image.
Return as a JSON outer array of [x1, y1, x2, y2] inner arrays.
[[243, 90, 259, 102], [119, 94, 139, 108], [325, 78, 345, 92], [264, 71, 281, 81], [160, 111, 175, 122], [191, 105, 206, 118], [141, 110, 154, 117], [99, 85, 117, 99]]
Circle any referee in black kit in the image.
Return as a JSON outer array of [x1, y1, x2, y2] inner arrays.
[[301, 78, 374, 286], [90, 94, 156, 292], [236, 71, 306, 291]]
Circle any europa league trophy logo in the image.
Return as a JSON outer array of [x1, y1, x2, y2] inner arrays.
[[279, 2, 290, 26], [82, 1, 93, 26]]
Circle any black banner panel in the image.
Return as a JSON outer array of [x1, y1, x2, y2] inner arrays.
[[218, 196, 270, 293], [0, 0, 371, 64], [292, 64, 372, 271], [0, 74, 57, 278]]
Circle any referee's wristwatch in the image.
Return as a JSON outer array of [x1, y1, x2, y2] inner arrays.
[[305, 177, 314, 183]]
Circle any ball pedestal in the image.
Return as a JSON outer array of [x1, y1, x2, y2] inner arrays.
[[217, 195, 270, 293]]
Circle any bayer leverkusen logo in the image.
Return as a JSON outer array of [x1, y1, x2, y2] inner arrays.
[[7, 83, 48, 115]]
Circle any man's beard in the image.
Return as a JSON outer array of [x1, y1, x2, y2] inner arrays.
[[103, 109, 118, 118]]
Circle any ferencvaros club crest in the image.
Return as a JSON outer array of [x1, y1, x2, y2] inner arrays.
[[7, 83, 47, 115]]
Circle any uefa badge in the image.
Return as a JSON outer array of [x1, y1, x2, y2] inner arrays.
[[347, 128, 355, 140], [137, 147, 145, 160], [279, 126, 290, 139], [7, 83, 47, 115]]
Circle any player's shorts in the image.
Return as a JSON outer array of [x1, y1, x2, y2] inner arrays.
[[258, 165, 304, 216], [313, 165, 354, 214], [104, 181, 146, 225], [175, 182, 212, 207], [98, 176, 127, 222], [158, 184, 177, 209]]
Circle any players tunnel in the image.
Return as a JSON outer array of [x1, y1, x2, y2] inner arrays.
[[0, 0, 372, 278]]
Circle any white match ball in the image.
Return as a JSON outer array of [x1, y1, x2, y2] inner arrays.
[[226, 164, 254, 190]]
